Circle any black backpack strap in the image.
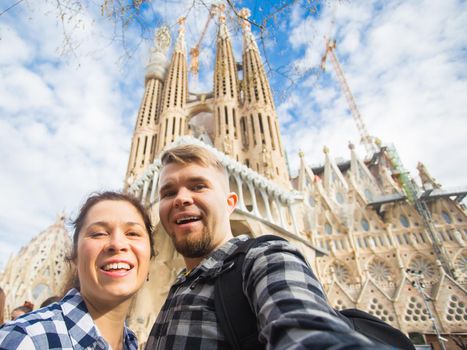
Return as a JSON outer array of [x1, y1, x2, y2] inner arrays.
[[339, 309, 415, 350], [214, 235, 286, 350]]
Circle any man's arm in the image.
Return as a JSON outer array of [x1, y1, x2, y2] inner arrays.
[[243, 239, 378, 350]]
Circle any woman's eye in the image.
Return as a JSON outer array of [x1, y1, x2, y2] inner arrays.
[[90, 232, 106, 237], [127, 231, 142, 237]]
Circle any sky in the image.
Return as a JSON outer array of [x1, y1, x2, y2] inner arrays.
[[0, 0, 466, 269]]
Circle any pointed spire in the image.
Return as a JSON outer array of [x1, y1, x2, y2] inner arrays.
[[348, 141, 358, 164], [174, 17, 186, 54], [298, 150, 312, 192]]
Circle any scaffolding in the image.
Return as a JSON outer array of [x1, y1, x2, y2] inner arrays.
[[385, 144, 455, 278]]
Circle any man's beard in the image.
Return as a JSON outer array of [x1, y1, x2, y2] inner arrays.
[[170, 227, 213, 258]]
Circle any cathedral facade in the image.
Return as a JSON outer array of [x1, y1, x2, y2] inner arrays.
[[1, 5, 465, 349], [0, 215, 72, 318], [124, 8, 467, 349]]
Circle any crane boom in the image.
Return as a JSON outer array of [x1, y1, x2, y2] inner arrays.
[[189, 4, 218, 76], [321, 39, 378, 157]]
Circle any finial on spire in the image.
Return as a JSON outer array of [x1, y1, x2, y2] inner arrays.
[[218, 3, 226, 23], [239, 7, 259, 52], [239, 8, 251, 29], [178, 16, 186, 27], [146, 26, 170, 81], [153, 26, 171, 54], [299, 150, 305, 158], [323, 146, 329, 154], [175, 17, 186, 54], [348, 142, 355, 150], [217, 3, 229, 39]]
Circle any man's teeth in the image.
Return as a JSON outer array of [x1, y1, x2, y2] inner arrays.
[[102, 262, 131, 271], [176, 216, 200, 224]]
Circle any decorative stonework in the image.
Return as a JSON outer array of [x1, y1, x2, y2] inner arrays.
[[368, 298, 395, 324], [454, 251, 466, 282], [0, 215, 72, 314], [404, 296, 430, 324], [409, 255, 439, 283], [368, 259, 393, 283], [445, 294, 467, 327], [326, 261, 351, 284]]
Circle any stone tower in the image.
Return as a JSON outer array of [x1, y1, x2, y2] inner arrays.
[[0, 214, 72, 316], [125, 26, 170, 185], [125, 8, 290, 190]]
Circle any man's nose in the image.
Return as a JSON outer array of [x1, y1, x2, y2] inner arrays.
[[174, 188, 193, 208], [105, 232, 129, 253]]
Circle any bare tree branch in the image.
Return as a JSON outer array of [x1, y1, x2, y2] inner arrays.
[[0, 0, 25, 17]]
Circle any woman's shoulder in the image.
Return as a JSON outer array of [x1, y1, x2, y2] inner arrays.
[[0, 290, 81, 349], [0, 302, 64, 348]]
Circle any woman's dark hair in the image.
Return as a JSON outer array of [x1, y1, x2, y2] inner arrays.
[[69, 191, 156, 260]]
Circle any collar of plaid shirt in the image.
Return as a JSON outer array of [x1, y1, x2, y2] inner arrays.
[[61, 289, 137, 349], [0, 288, 138, 350]]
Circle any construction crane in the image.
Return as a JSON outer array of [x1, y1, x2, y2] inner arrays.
[[321, 39, 378, 157], [385, 144, 455, 278], [321, 40, 455, 278], [189, 4, 220, 77]]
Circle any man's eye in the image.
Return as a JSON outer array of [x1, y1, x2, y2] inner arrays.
[[160, 191, 175, 199], [193, 184, 206, 191]]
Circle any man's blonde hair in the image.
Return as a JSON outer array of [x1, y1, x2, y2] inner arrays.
[[160, 144, 229, 187]]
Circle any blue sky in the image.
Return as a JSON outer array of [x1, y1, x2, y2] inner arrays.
[[0, 0, 466, 269]]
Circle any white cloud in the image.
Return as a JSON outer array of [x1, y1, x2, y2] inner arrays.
[[280, 0, 467, 189], [0, 1, 144, 267]]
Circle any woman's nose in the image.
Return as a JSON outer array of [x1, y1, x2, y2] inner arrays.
[[105, 232, 129, 253], [174, 188, 193, 208]]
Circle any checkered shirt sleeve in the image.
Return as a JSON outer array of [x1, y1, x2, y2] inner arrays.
[[146, 236, 380, 350], [243, 238, 377, 349], [0, 289, 138, 350]]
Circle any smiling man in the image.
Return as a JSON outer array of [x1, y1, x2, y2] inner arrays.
[[145, 144, 377, 350]]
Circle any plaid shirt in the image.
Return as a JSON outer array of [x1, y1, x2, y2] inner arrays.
[[145, 235, 376, 350], [0, 288, 138, 350]]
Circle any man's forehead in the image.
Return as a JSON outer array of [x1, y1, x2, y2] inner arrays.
[[160, 162, 213, 180], [158, 162, 227, 187]]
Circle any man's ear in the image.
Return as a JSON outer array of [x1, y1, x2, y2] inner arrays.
[[226, 192, 238, 214]]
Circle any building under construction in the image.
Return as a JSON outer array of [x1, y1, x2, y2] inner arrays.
[[1, 4, 466, 349]]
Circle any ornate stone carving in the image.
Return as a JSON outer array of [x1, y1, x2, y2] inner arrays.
[[368, 259, 393, 283], [154, 26, 171, 54], [409, 255, 439, 282]]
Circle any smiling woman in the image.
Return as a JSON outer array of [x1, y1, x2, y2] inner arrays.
[[0, 191, 155, 350]]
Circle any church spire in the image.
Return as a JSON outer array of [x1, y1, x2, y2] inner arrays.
[[213, 4, 240, 157], [238, 8, 290, 188], [156, 18, 188, 152], [125, 27, 170, 187], [240, 8, 273, 107]]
